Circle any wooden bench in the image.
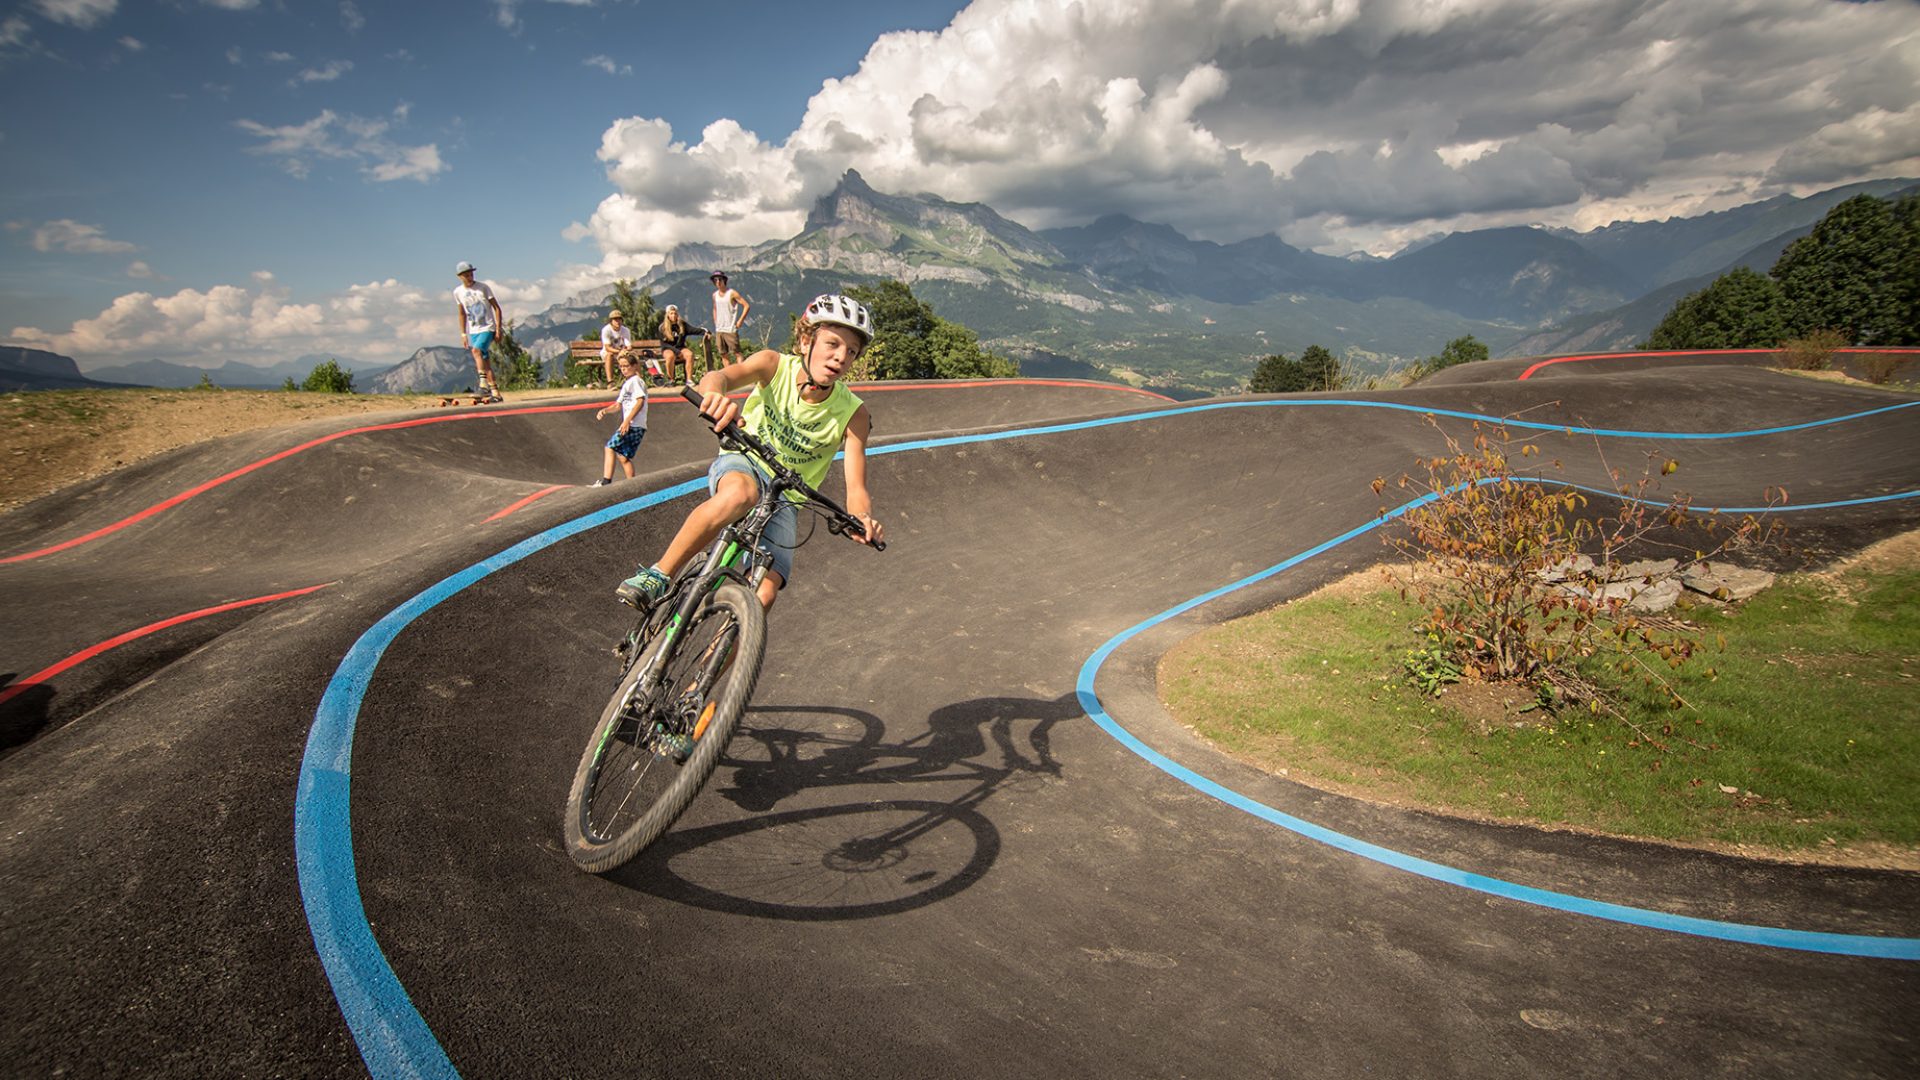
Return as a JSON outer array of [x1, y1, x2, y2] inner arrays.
[[570, 338, 662, 367], [569, 338, 663, 387], [569, 334, 716, 386]]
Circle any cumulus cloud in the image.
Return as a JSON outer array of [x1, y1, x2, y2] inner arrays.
[[293, 59, 352, 85], [9, 275, 455, 366], [340, 2, 364, 33], [574, 0, 1920, 260], [582, 54, 630, 76], [1768, 105, 1920, 186], [494, 0, 594, 33], [31, 0, 115, 29], [6, 266, 616, 367], [236, 108, 446, 183], [19, 219, 137, 254], [126, 260, 153, 278]]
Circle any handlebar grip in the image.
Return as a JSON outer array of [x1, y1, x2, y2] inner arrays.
[[829, 516, 887, 552]]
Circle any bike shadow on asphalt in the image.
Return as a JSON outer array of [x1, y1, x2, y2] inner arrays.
[[607, 690, 1083, 920]]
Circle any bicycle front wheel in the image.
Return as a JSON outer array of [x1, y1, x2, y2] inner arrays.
[[564, 581, 766, 873]]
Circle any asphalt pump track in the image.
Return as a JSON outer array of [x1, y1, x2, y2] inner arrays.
[[1, 360, 1917, 1078]]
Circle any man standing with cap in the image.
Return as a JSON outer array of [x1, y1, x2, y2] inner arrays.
[[710, 270, 750, 366], [454, 261, 506, 402]]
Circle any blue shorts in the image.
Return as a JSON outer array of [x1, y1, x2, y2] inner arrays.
[[468, 330, 495, 355], [709, 453, 797, 586], [606, 426, 645, 460]]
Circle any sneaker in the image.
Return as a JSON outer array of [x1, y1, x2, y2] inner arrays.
[[615, 565, 671, 610], [590, 477, 614, 487]]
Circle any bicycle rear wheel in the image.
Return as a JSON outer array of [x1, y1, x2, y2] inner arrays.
[[565, 581, 766, 873]]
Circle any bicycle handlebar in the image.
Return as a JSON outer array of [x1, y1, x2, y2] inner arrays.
[[679, 384, 886, 552]]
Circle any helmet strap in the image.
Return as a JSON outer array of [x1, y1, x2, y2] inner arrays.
[[799, 336, 831, 394]]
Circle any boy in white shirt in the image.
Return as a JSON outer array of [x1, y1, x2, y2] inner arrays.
[[591, 353, 649, 485], [598, 309, 632, 387]]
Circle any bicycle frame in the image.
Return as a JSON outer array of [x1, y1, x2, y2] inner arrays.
[[624, 387, 882, 696]]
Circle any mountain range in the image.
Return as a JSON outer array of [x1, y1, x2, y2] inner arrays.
[[511, 170, 1913, 395], [16, 173, 1913, 396], [4, 353, 394, 394]]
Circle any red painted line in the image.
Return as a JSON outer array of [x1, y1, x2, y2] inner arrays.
[[484, 484, 570, 522], [852, 378, 1176, 401], [1, 403, 598, 564], [1516, 347, 1920, 381], [2, 380, 1161, 563], [0, 582, 332, 708], [660, 378, 1174, 402]]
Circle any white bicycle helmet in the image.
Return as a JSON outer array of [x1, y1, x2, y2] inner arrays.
[[803, 294, 873, 343]]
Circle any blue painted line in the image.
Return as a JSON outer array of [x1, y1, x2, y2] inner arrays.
[[297, 395, 1920, 1075], [871, 396, 1920, 448], [1073, 480, 1920, 959], [295, 478, 704, 1078]]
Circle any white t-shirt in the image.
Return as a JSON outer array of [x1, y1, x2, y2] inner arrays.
[[455, 282, 499, 334], [613, 375, 648, 430], [600, 322, 632, 353]]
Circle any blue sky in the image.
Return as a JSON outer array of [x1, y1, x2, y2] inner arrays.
[[3, 0, 1916, 371], [1, 0, 964, 364]]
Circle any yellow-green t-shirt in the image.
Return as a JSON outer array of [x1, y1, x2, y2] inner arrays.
[[740, 352, 864, 498]]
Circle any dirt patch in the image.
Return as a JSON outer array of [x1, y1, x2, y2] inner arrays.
[[1436, 679, 1542, 735], [1812, 527, 1920, 578], [0, 387, 597, 513], [1766, 367, 1919, 393]]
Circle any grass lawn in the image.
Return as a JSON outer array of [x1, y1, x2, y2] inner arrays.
[[1159, 555, 1920, 863]]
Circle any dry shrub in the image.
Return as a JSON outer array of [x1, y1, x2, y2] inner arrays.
[[1376, 418, 1781, 745], [1856, 352, 1908, 385], [1775, 328, 1849, 371]]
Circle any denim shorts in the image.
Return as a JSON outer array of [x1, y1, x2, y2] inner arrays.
[[605, 425, 645, 460], [709, 453, 797, 586], [467, 330, 495, 354]]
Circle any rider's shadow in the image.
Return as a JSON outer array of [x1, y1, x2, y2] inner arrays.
[[617, 691, 1080, 921], [720, 690, 1071, 813]]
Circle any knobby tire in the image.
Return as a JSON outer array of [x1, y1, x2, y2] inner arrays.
[[564, 581, 766, 873]]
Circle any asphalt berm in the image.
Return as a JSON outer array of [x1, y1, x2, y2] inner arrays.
[[2, 363, 1915, 1078]]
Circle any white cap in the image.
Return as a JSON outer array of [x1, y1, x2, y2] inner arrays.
[[454, 260, 476, 275]]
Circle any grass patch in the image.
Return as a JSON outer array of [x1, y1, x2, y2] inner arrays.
[[1160, 563, 1920, 860]]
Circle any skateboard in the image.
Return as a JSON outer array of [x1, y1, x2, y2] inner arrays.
[[435, 389, 504, 407]]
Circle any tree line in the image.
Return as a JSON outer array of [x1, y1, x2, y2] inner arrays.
[[1248, 335, 1488, 393], [1645, 192, 1918, 350]]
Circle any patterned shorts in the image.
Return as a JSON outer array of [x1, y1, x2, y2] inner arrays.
[[605, 426, 646, 460]]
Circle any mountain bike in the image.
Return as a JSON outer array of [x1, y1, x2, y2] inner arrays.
[[564, 385, 886, 873]]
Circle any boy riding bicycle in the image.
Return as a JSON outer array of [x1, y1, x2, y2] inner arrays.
[[616, 293, 885, 611]]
